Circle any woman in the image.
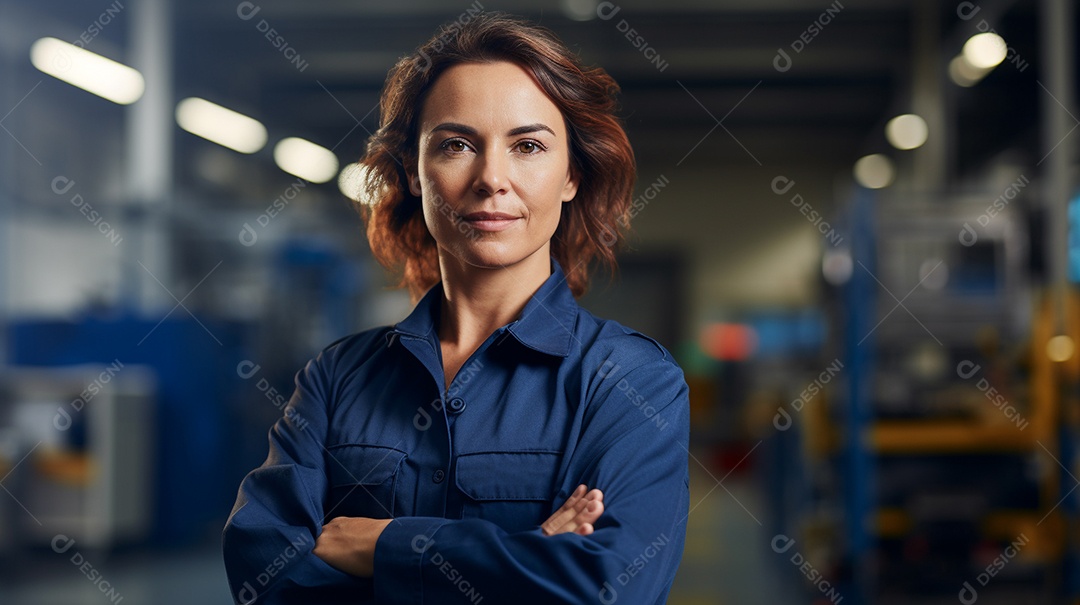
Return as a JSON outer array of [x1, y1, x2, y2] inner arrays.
[[223, 12, 689, 604]]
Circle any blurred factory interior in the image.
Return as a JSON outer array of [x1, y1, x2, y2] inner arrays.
[[0, 0, 1078, 602]]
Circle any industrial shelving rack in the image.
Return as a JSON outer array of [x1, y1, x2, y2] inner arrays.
[[816, 185, 1068, 603]]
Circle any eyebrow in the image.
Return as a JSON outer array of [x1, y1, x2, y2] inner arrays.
[[429, 122, 556, 137], [508, 123, 556, 137]]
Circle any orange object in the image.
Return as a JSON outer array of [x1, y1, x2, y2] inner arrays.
[[700, 323, 757, 361]]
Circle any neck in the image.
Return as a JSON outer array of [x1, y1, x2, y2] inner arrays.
[[437, 247, 552, 348]]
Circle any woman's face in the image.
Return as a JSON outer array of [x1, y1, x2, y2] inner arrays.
[[408, 60, 579, 271]]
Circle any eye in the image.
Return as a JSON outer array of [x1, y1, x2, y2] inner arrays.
[[439, 138, 472, 153], [514, 140, 545, 154]]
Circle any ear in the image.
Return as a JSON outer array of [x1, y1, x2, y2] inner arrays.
[[561, 166, 580, 203], [406, 166, 422, 197]]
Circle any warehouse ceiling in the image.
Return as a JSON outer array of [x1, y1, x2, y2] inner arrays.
[[170, 0, 1046, 174], [176, 0, 918, 171], [4, 0, 1057, 196]]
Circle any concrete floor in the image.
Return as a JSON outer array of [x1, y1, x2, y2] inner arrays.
[[668, 449, 802, 605], [0, 535, 232, 605], [0, 451, 1046, 604], [0, 459, 797, 605]]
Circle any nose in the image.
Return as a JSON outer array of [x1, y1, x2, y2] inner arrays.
[[472, 150, 508, 197]]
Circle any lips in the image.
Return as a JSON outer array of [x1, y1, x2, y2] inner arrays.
[[462, 211, 521, 232], [463, 211, 518, 221]]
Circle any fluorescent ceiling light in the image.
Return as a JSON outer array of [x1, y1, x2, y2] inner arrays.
[[30, 37, 144, 105], [274, 137, 339, 183], [949, 54, 992, 87], [962, 33, 1007, 69], [176, 97, 267, 154], [853, 154, 895, 189], [885, 114, 928, 150]]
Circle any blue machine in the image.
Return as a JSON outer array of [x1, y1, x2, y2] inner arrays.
[[7, 315, 250, 545]]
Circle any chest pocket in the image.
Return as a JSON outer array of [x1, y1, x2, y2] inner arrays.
[[455, 451, 562, 533], [325, 444, 406, 521]]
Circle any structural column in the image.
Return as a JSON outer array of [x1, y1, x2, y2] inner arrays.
[[125, 0, 174, 312]]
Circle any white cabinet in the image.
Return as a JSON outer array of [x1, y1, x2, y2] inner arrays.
[[0, 365, 155, 550]]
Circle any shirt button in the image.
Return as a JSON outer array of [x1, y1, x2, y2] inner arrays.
[[432, 469, 445, 483], [447, 397, 466, 414]]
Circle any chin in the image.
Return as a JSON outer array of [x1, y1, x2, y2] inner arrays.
[[448, 241, 539, 270]]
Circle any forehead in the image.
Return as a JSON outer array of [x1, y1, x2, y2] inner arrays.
[[419, 61, 565, 134]]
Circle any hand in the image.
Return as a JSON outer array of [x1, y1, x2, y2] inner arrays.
[[540, 484, 604, 537], [313, 516, 393, 577]]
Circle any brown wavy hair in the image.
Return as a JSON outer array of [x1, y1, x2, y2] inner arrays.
[[355, 12, 635, 303]]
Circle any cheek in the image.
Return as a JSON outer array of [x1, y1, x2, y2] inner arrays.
[[523, 194, 567, 239], [421, 188, 449, 233], [517, 163, 570, 207], [420, 161, 470, 201], [417, 166, 457, 220]]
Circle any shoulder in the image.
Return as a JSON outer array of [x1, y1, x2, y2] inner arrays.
[[572, 310, 689, 441], [302, 325, 396, 379], [573, 309, 687, 405], [575, 308, 683, 377], [289, 326, 397, 408], [323, 325, 396, 361]]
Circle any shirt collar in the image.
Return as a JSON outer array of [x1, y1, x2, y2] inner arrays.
[[389, 256, 578, 358]]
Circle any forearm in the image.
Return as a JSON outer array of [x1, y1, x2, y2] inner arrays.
[[372, 515, 683, 605], [223, 506, 371, 604]]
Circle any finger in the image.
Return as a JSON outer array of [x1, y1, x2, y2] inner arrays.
[[559, 488, 601, 524], [579, 499, 604, 524], [566, 484, 588, 507], [541, 485, 606, 536], [559, 485, 588, 513], [549, 497, 605, 537], [575, 523, 594, 536], [541, 485, 589, 535], [568, 499, 604, 531], [542, 492, 581, 529]]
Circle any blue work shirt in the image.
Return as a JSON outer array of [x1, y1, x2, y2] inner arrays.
[[223, 256, 690, 604]]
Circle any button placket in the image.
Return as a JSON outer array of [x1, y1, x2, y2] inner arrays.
[[446, 397, 466, 414]]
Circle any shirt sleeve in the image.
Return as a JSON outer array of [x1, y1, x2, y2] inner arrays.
[[372, 356, 691, 605], [222, 351, 371, 604]]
